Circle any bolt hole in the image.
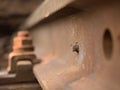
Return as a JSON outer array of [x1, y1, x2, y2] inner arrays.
[[73, 42, 79, 54], [103, 29, 113, 59]]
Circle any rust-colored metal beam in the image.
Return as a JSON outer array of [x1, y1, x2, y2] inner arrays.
[[25, 1, 120, 90]]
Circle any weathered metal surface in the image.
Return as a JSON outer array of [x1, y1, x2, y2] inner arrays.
[[24, 1, 120, 90], [0, 83, 42, 90], [22, 0, 74, 29], [22, 0, 118, 29], [0, 62, 36, 84]]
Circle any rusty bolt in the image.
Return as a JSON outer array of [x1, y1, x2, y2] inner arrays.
[[7, 30, 40, 73], [18, 30, 29, 37], [13, 30, 34, 53]]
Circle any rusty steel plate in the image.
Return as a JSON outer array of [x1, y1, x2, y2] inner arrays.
[[22, 0, 120, 90]]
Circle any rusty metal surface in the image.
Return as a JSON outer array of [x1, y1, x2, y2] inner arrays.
[[0, 83, 41, 90], [22, 0, 119, 29], [22, 0, 74, 29], [25, 1, 120, 90]]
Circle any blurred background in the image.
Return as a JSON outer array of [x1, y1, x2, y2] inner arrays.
[[0, 0, 43, 69]]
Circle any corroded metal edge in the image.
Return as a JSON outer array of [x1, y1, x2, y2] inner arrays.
[[22, 0, 74, 29]]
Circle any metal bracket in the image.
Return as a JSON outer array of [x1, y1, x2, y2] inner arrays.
[[0, 30, 40, 85]]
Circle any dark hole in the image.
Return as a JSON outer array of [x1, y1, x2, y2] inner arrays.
[[103, 29, 113, 59]]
